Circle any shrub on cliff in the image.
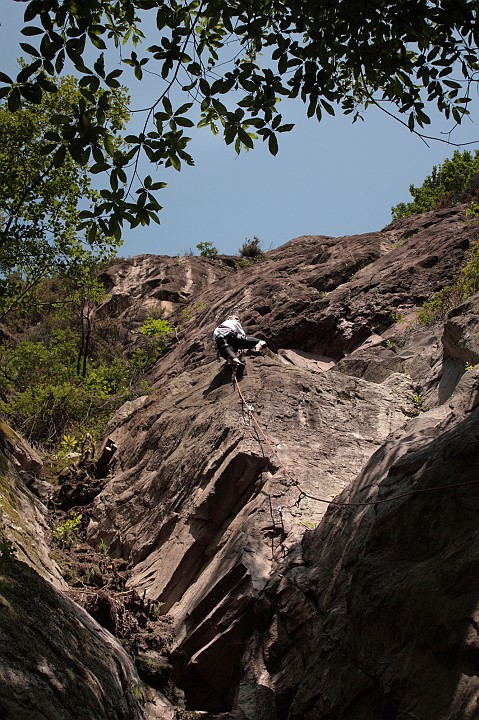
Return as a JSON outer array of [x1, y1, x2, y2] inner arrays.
[[392, 150, 479, 220], [238, 236, 264, 261], [0, 303, 177, 449], [196, 242, 218, 257], [418, 241, 479, 324]]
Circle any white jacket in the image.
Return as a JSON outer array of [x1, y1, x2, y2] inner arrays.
[[213, 319, 246, 340]]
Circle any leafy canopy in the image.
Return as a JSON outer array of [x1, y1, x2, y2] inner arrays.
[[392, 150, 479, 219], [2, 0, 478, 239], [0, 71, 129, 317]]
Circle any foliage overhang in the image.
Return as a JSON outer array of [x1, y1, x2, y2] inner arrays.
[[2, 0, 478, 239]]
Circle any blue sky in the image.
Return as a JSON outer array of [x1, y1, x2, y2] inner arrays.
[[2, 1, 479, 258]]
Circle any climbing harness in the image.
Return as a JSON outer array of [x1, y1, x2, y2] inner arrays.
[[232, 374, 479, 511]]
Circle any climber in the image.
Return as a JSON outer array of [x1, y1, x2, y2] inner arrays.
[[213, 315, 266, 372]]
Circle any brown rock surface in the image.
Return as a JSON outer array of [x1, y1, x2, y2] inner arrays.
[[99, 253, 236, 330], [2, 206, 479, 720], [0, 556, 177, 720], [442, 293, 479, 365], [96, 206, 475, 386], [0, 423, 177, 720], [0, 421, 62, 587], [88, 354, 412, 712], [256, 373, 479, 720], [85, 208, 479, 716], [142, 205, 474, 384]]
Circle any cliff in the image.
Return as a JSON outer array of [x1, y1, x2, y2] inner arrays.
[[1, 204, 479, 719]]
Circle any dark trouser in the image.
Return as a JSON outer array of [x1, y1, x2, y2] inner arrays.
[[215, 333, 260, 362]]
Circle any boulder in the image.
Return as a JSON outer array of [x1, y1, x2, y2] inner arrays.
[[0, 422, 61, 587], [0, 556, 173, 720]]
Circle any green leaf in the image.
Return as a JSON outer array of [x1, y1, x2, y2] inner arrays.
[[80, 87, 96, 103], [50, 113, 71, 125], [37, 75, 57, 93], [88, 223, 98, 243], [91, 162, 111, 174], [176, 102, 193, 115], [89, 34, 107, 50], [321, 100, 335, 116], [443, 80, 461, 89], [416, 109, 431, 126], [39, 142, 58, 156], [238, 127, 254, 149], [21, 25, 43, 36], [20, 42, 41, 57], [17, 60, 42, 83], [0, 72, 13, 84], [55, 49, 65, 74], [187, 62, 201, 76], [268, 133, 278, 156], [44, 130, 60, 141], [8, 87, 21, 112], [212, 98, 227, 115], [199, 78, 211, 96], [104, 134, 115, 157], [168, 154, 181, 171], [20, 81, 43, 103], [24, 2, 41, 22], [162, 96, 173, 115], [105, 70, 122, 88], [68, 141, 85, 163], [224, 125, 236, 145], [175, 116, 194, 127], [52, 145, 66, 168]]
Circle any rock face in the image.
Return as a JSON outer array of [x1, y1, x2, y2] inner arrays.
[[3, 205, 479, 720], [0, 420, 63, 587], [84, 207, 479, 717], [0, 424, 176, 720], [142, 205, 475, 383], [98, 253, 237, 339], [88, 355, 412, 713], [95, 208, 475, 383], [282, 392, 479, 720], [0, 558, 151, 720]]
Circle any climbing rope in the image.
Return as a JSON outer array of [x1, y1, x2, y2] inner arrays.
[[232, 373, 479, 510], [297, 478, 479, 509], [233, 372, 292, 479]]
